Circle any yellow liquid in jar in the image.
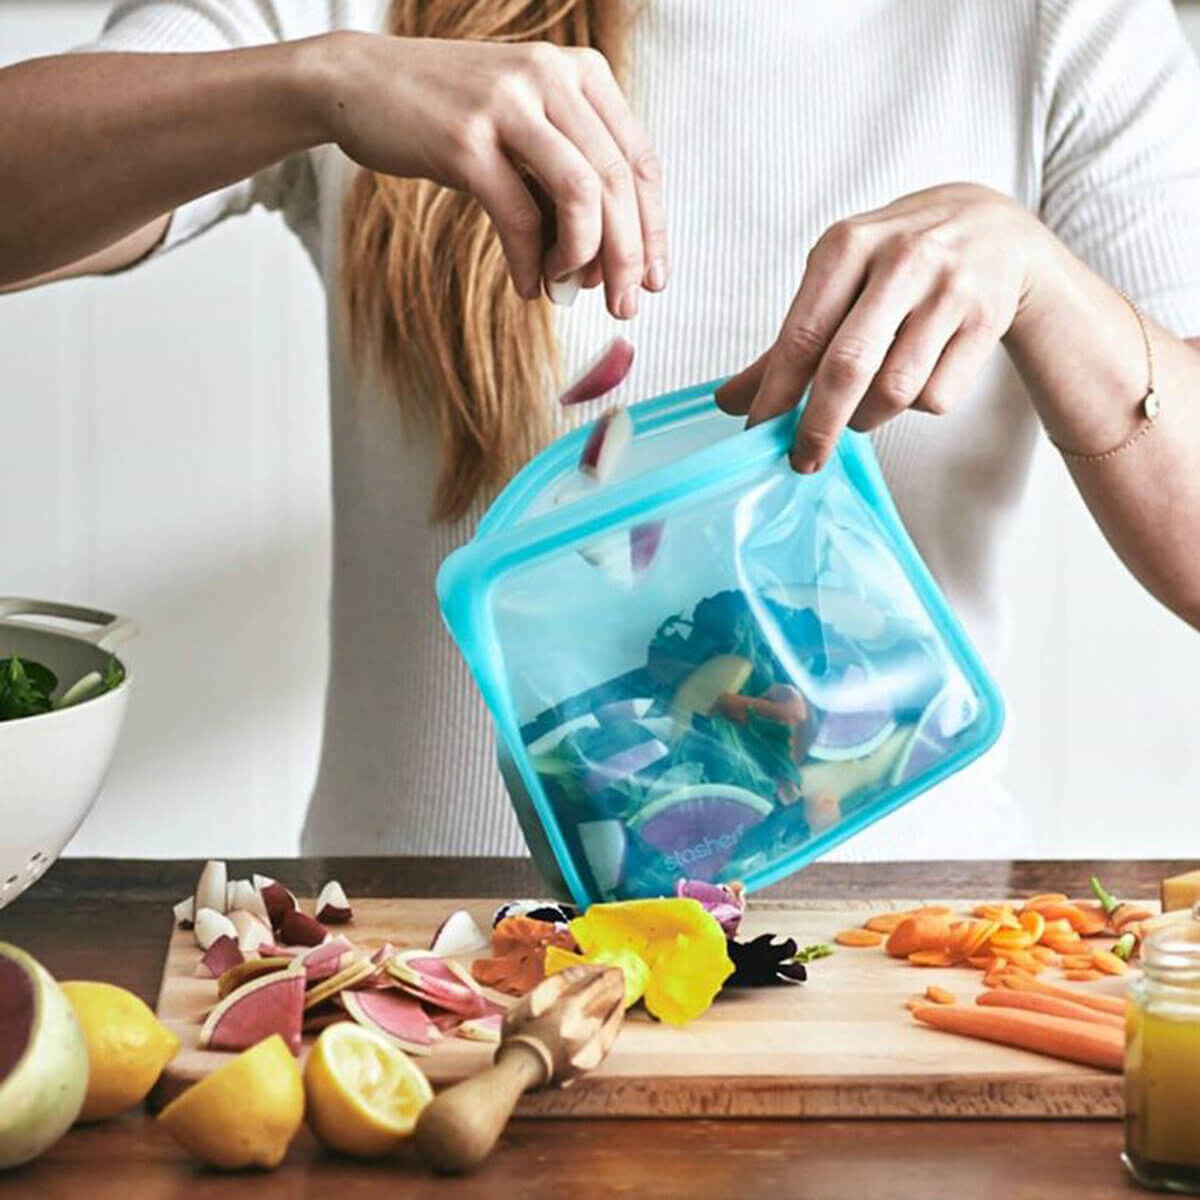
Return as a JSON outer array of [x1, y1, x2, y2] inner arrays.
[[1126, 1001, 1200, 1185]]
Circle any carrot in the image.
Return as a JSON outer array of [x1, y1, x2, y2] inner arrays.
[[912, 905, 956, 918], [1018, 911, 1046, 942], [998, 969, 1126, 1016], [911, 1004, 1123, 1071], [1065, 969, 1103, 982], [965, 954, 996, 970], [1030, 946, 1061, 967], [1041, 933, 1084, 954], [864, 912, 910, 935], [973, 903, 1018, 927], [836, 928, 885, 947], [885, 913, 953, 958], [908, 950, 956, 967], [1092, 950, 1128, 977], [989, 928, 1035, 952], [1003, 948, 1044, 974], [975, 988, 1124, 1031], [926, 985, 956, 1005], [1061, 954, 1095, 970], [960, 919, 1000, 958], [1021, 893, 1068, 910]]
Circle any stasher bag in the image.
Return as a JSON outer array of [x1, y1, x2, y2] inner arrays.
[[437, 379, 1004, 907]]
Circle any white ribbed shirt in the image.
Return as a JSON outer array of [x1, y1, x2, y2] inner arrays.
[[85, 0, 1200, 860]]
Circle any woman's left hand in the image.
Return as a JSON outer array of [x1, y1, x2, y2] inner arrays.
[[715, 183, 1050, 471]]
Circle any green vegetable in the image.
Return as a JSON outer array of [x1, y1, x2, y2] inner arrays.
[[1111, 931, 1137, 962], [1089, 874, 1120, 918], [791, 943, 835, 963], [0, 654, 125, 723]]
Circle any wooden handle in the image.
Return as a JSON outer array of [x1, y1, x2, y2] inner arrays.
[[414, 1041, 547, 1173]]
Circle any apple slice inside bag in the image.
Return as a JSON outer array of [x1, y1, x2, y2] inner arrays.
[[559, 336, 635, 406]]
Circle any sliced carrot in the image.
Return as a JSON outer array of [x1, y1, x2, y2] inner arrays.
[[1021, 893, 1068, 910], [911, 1004, 1123, 1071], [926, 985, 956, 1005], [885, 914, 953, 959], [864, 912, 910, 935], [912, 905, 956, 918], [1018, 911, 1046, 943], [908, 950, 956, 968], [1091, 950, 1128, 977], [836, 928, 885, 948], [1112, 906, 1155, 933], [975, 989, 1124, 1030], [1040, 918, 1074, 938], [1068, 903, 1110, 937], [984, 966, 1010, 989], [1030, 946, 1062, 967], [989, 928, 1035, 953], [1061, 954, 1095, 970], [1041, 933, 1084, 954], [997, 970, 1125, 1016], [965, 954, 995, 970], [1065, 969, 1104, 982], [960, 919, 1000, 958]]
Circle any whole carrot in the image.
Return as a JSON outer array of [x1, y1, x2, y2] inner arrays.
[[885, 913, 952, 959], [975, 988, 1124, 1031], [998, 969, 1125, 1017], [911, 1004, 1123, 1071]]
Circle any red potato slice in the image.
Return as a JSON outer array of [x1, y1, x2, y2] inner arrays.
[[257, 881, 301, 933], [388, 952, 488, 1018], [193, 908, 237, 952], [340, 990, 438, 1056], [559, 336, 635, 407], [579, 406, 633, 483], [199, 969, 305, 1055], [278, 909, 328, 948], [295, 938, 354, 983]]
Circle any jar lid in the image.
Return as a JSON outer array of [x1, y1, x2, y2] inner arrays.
[[1143, 903, 1200, 976]]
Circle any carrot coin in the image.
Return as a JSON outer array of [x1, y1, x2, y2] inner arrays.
[[835, 928, 885, 948], [1065, 969, 1104, 982], [1091, 950, 1128, 976], [908, 950, 956, 968], [1019, 911, 1046, 943], [864, 913, 909, 935], [926, 986, 956, 1005]]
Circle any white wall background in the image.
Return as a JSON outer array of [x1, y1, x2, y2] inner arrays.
[[2, 2, 1198, 860]]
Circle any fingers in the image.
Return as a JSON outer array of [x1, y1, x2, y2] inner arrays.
[[792, 261, 930, 469], [572, 47, 669, 293], [918, 320, 998, 416], [743, 222, 876, 431], [848, 295, 962, 432], [714, 348, 771, 415], [468, 149, 548, 301], [543, 80, 645, 318]]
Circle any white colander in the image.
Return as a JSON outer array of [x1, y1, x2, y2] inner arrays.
[[0, 599, 135, 910]]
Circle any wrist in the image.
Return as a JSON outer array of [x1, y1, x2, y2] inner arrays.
[[1005, 215, 1068, 352], [285, 31, 364, 150]]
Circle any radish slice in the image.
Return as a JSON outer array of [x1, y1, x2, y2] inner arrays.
[[228, 910, 271, 955], [545, 268, 583, 308], [193, 908, 237, 951], [278, 909, 328, 947], [578, 820, 627, 894], [198, 935, 244, 979], [341, 990, 438, 1055], [429, 910, 489, 957], [258, 881, 300, 932], [559, 336, 635, 406], [387, 952, 488, 1018], [594, 698, 654, 723], [583, 737, 669, 795], [173, 896, 195, 930], [194, 860, 227, 917], [315, 880, 353, 925], [579, 406, 633, 482], [257, 942, 302, 960], [630, 521, 664, 574], [295, 938, 353, 983], [199, 969, 305, 1055]]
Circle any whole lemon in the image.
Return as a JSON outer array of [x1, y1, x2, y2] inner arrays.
[[158, 1034, 304, 1170], [59, 981, 179, 1122]]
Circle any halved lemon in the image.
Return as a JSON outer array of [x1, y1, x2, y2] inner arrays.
[[304, 1022, 433, 1158]]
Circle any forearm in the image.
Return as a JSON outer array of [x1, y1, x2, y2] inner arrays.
[[1007, 232, 1200, 627], [0, 39, 335, 285]]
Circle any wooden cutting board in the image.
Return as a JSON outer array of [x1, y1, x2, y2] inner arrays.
[[154, 897, 1128, 1118]]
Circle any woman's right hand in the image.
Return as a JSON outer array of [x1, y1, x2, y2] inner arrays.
[[314, 32, 668, 318]]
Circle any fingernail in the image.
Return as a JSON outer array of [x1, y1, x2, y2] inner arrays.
[[617, 286, 638, 319], [646, 259, 668, 291], [791, 454, 819, 474]]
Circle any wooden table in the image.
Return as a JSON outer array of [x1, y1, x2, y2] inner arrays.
[[0, 857, 1175, 1199]]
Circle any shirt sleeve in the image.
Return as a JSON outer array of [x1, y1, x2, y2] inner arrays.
[[1038, 0, 1200, 336], [73, 1, 307, 257]]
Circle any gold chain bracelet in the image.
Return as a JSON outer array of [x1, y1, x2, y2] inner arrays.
[[1050, 290, 1160, 463]]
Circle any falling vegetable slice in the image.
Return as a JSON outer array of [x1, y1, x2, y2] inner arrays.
[[559, 336, 635, 407], [199, 970, 305, 1056], [579, 406, 633, 482]]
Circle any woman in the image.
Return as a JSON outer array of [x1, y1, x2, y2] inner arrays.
[[3, 0, 1199, 861]]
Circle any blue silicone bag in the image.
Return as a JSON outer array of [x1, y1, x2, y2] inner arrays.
[[436, 379, 1004, 908]]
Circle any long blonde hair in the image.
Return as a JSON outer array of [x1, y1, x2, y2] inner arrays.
[[340, 1, 630, 522]]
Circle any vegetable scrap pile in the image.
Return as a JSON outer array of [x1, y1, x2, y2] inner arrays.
[[0, 653, 124, 722], [472, 880, 828, 1025], [175, 862, 506, 1059], [835, 877, 1155, 1073]]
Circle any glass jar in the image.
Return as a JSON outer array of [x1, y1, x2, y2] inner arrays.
[[1125, 906, 1200, 1193]]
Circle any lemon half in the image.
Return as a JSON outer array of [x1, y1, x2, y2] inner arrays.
[[304, 1022, 432, 1158]]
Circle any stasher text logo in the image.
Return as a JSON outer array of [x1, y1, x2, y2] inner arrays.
[[662, 823, 747, 873]]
